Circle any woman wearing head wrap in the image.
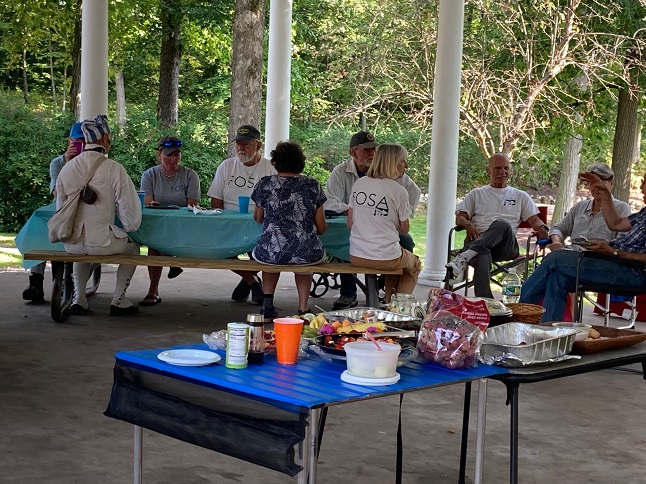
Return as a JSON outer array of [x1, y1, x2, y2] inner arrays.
[[55, 115, 143, 316]]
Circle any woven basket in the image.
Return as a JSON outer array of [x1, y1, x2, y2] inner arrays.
[[505, 303, 545, 324]]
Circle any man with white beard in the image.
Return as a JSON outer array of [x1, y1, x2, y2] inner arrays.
[[207, 125, 276, 304]]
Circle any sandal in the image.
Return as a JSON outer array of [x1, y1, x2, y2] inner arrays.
[[138, 294, 162, 306]]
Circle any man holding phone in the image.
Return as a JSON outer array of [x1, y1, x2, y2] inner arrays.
[[22, 122, 85, 303]]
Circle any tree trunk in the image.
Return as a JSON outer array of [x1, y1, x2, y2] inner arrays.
[[228, 0, 266, 157], [553, 134, 582, 225], [156, 0, 183, 129], [115, 71, 127, 133], [48, 20, 57, 107], [69, 0, 82, 118], [611, 85, 639, 203], [22, 49, 29, 104]]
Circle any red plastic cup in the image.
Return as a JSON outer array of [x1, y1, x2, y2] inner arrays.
[[273, 318, 304, 364]]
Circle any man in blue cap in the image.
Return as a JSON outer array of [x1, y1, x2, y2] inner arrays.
[[23, 122, 85, 302]]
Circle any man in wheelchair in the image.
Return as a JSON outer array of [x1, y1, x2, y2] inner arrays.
[[520, 171, 646, 322], [445, 153, 549, 298]]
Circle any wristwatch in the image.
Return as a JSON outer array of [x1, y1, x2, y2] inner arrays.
[[613, 249, 619, 257], [540, 224, 549, 232]]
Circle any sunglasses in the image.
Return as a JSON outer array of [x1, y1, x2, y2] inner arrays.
[[160, 140, 182, 148]]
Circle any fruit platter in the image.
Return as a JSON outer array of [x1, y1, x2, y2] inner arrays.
[[301, 313, 392, 338], [313, 333, 417, 356]]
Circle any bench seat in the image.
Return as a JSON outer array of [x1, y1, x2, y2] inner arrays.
[[24, 250, 402, 322]]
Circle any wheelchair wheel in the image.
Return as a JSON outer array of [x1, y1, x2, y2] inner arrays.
[[310, 273, 330, 298], [50, 261, 73, 322]]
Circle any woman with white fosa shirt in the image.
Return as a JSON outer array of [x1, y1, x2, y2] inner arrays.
[[347, 143, 421, 304]]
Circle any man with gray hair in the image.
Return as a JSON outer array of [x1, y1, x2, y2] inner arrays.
[[446, 152, 549, 298], [547, 163, 631, 250], [55, 114, 142, 316]]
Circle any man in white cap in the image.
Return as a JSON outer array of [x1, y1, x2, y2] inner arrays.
[[55, 114, 142, 316], [207, 124, 276, 304]]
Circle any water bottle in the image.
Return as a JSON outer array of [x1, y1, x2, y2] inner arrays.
[[501, 267, 522, 303]]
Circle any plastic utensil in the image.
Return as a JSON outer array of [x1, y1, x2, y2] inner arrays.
[[363, 331, 383, 351]]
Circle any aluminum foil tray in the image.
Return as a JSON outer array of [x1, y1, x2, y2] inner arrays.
[[323, 307, 422, 330], [480, 323, 578, 367]]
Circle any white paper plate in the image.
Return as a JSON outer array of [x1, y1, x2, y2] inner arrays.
[[340, 370, 400, 386], [157, 349, 221, 366]]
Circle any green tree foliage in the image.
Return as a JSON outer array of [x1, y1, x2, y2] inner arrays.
[[1, 0, 646, 228]]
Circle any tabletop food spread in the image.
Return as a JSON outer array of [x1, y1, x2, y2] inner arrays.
[[167, 289, 646, 385]]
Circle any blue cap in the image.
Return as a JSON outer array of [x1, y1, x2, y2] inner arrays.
[[69, 122, 83, 139]]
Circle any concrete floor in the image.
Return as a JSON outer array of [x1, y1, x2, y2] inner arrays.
[[1, 266, 645, 483]]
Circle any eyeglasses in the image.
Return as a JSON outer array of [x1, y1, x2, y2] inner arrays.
[[160, 140, 182, 148]]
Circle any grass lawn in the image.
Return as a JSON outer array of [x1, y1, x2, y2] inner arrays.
[[0, 233, 22, 270], [409, 217, 464, 262]]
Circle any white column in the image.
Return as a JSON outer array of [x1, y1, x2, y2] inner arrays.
[[418, 0, 465, 286], [80, 0, 109, 120], [263, 0, 292, 157]]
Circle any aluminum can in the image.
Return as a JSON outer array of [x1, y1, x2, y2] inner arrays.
[[225, 322, 250, 369], [247, 313, 265, 364]]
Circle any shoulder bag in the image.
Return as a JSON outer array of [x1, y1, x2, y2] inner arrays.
[[47, 156, 106, 243]]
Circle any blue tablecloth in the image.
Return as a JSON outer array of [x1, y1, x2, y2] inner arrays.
[[15, 204, 351, 269], [116, 343, 507, 408]]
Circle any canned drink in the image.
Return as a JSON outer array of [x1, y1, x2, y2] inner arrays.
[[247, 313, 265, 364], [225, 322, 250, 369]]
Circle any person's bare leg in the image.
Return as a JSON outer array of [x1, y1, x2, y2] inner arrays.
[[384, 275, 401, 303], [261, 272, 280, 316], [146, 248, 163, 297], [262, 272, 280, 295], [295, 273, 313, 312], [233, 270, 259, 284]]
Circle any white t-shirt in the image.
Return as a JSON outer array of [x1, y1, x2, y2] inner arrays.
[[456, 185, 538, 233], [206, 157, 276, 210], [349, 177, 411, 260]]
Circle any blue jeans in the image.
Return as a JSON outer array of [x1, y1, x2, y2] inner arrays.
[[340, 233, 415, 297], [520, 249, 646, 322]]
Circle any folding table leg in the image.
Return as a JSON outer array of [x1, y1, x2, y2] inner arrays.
[[504, 383, 520, 484], [474, 379, 488, 484], [134, 425, 142, 484], [458, 382, 471, 484], [296, 408, 320, 484]]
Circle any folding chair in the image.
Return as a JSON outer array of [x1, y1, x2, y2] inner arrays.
[[445, 205, 548, 296], [574, 251, 646, 329]]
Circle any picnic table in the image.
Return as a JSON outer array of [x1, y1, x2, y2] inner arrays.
[[15, 203, 351, 267]]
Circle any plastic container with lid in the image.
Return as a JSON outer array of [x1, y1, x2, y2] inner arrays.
[[343, 341, 401, 379]]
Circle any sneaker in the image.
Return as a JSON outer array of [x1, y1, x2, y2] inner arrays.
[[260, 306, 280, 320], [231, 278, 251, 302], [250, 279, 264, 305], [69, 304, 89, 315], [446, 255, 469, 278], [332, 294, 358, 310], [23, 273, 45, 302], [110, 305, 140, 316]]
